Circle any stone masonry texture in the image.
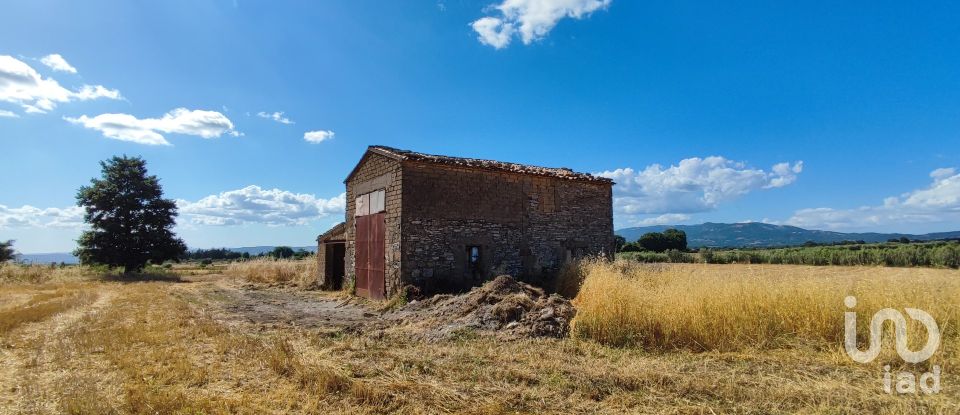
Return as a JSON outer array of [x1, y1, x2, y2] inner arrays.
[[329, 146, 614, 299]]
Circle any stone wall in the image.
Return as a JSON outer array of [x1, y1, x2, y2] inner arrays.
[[316, 241, 328, 287], [344, 153, 403, 296], [400, 161, 613, 293]]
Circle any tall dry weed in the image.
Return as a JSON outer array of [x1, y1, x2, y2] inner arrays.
[[571, 259, 960, 355], [0, 263, 85, 285], [225, 258, 319, 287]]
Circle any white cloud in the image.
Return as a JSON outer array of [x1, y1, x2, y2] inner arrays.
[[65, 108, 241, 146], [631, 213, 692, 226], [1, 186, 346, 231], [471, 0, 611, 48], [0, 205, 84, 229], [784, 168, 960, 230], [0, 109, 18, 118], [39, 54, 77, 73], [767, 161, 804, 188], [304, 130, 335, 143], [597, 157, 803, 224], [177, 186, 346, 226], [0, 55, 120, 114], [257, 111, 294, 125], [472, 17, 516, 49]]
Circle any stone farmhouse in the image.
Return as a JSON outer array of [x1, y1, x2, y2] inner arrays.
[[317, 146, 614, 300]]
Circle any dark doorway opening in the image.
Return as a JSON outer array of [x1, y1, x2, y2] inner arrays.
[[324, 242, 346, 290]]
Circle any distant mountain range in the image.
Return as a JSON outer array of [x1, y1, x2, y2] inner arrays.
[[15, 245, 318, 265], [616, 222, 960, 248], [14, 224, 960, 263]]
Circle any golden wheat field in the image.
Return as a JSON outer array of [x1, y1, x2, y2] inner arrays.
[[1, 260, 957, 414]]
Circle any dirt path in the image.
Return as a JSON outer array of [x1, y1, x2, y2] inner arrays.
[[0, 287, 119, 414], [176, 274, 386, 332]]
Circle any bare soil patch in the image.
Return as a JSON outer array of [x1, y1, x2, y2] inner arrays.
[[179, 275, 384, 333], [180, 274, 575, 341]]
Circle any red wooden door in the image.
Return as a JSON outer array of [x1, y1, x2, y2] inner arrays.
[[354, 213, 385, 300], [367, 213, 386, 300], [355, 216, 370, 298]]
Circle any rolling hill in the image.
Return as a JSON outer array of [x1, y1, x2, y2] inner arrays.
[[616, 222, 960, 248]]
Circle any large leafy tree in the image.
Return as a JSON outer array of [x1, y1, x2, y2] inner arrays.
[[662, 229, 688, 251], [270, 246, 295, 259], [74, 156, 186, 272], [0, 240, 16, 262], [638, 229, 688, 253]]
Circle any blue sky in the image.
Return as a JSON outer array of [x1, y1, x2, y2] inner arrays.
[[2, 0, 960, 253]]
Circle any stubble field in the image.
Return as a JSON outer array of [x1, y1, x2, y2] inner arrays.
[[0, 261, 957, 414]]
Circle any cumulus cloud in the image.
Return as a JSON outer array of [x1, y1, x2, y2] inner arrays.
[[65, 108, 241, 146], [177, 186, 346, 226], [472, 17, 515, 49], [471, 0, 611, 49], [597, 157, 803, 225], [767, 161, 804, 188], [0, 109, 18, 118], [39, 54, 77, 73], [631, 213, 692, 226], [257, 111, 294, 124], [304, 130, 335, 143], [0, 205, 84, 229], [785, 167, 960, 230], [0, 55, 120, 114]]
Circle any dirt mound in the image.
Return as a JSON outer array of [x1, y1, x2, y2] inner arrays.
[[388, 275, 575, 340]]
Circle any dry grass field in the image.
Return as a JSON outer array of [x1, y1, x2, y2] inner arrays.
[[1, 261, 957, 414], [224, 258, 319, 288]]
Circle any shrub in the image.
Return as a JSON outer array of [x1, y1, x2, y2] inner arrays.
[[620, 243, 642, 253], [665, 249, 694, 263]]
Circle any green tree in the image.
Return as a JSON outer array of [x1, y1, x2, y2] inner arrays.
[[639, 229, 688, 252], [0, 240, 16, 262], [271, 246, 295, 259], [293, 249, 313, 259], [74, 156, 186, 272], [614, 235, 627, 252], [638, 232, 669, 252], [620, 242, 642, 252], [663, 229, 688, 251]]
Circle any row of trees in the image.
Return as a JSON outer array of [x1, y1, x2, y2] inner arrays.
[[184, 248, 248, 261], [619, 241, 960, 268], [183, 246, 314, 261], [616, 229, 689, 253]]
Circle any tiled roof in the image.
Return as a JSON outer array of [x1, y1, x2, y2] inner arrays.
[[367, 145, 612, 183], [316, 221, 346, 242]]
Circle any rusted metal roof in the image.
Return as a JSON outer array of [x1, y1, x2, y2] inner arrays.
[[365, 145, 613, 183]]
